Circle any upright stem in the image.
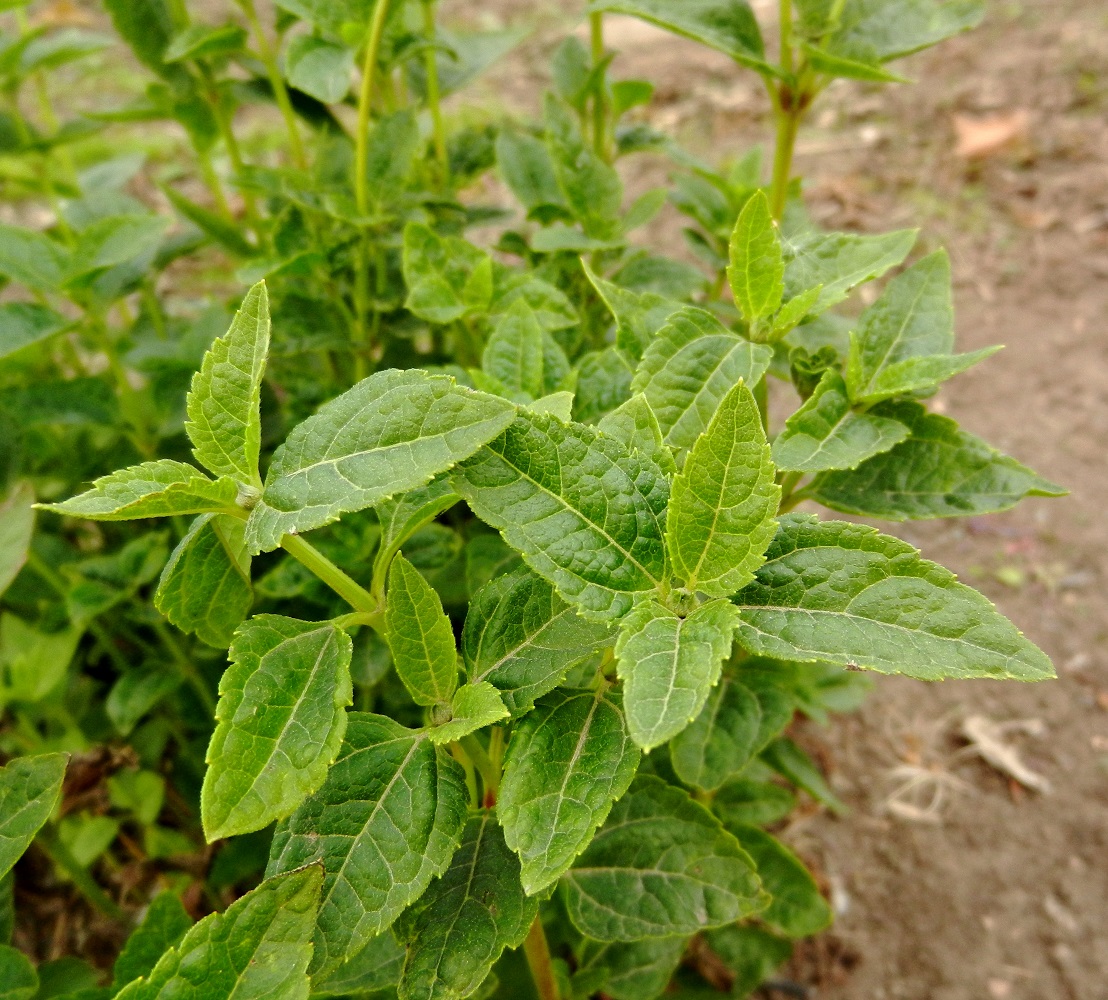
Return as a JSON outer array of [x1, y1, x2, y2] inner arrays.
[[523, 915, 561, 1000], [769, 106, 799, 221], [201, 66, 260, 229], [355, 0, 391, 217], [421, 0, 449, 187], [238, 0, 308, 170], [589, 12, 607, 160]]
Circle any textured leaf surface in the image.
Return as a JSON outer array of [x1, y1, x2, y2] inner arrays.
[[427, 682, 508, 745], [597, 394, 676, 475], [731, 514, 1055, 680], [0, 753, 66, 878], [575, 936, 687, 1000], [771, 369, 910, 472], [267, 714, 467, 977], [632, 308, 773, 460], [590, 0, 769, 71], [453, 410, 669, 621], [0, 483, 34, 598], [583, 261, 681, 361], [669, 675, 762, 791], [114, 868, 320, 1000], [309, 931, 404, 998], [574, 346, 634, 423], [563, 777, 765, 940], [482, 300, 544, 401], [811, 403, 1065, 520], [41, 460, 240, 521], [616, 600, 741, 751], [185, 281, 269, 486], [202, 617, 353, 840], [728, 825, 831, 938], [463, 565, 617, 715], [373, 477, 459, 585], [712, 778, 796, 828], [782, 227, 916, 311], [728, 191, 783, 324], [386, 554, 459, 707], [155, 514, 252, 648], [403, 224, 492, 324], [112, 892, 193, 990], [246, 371, 514, 552], [666, 380, 778, 597], [499, 689, 639, 893], [821, 0, 984, 64], [396, 812, 537, 1000]]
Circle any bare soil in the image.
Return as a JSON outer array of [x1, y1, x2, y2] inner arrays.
[[466, 1, 1108, 996]]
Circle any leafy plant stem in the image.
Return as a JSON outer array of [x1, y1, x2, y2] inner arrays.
[[280, 533, 380, 617], [459, 734, 498, 804], [421, 0, 450, 188], [36, 823, 128, 923], [200, 65, 261, 231], [196, 145, 234, 223], [522, 915, 561, 1000], [777, 470, 804, 507], [590, 11, 608, 160], [769, 102, 799, 221], [355, 0, 392, 217], [448, 742, 478, 805], [238, 0, 308, 170], [152, 620, 217, 717]]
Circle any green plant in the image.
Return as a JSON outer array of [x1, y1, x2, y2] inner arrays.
[[0, 0, 1065, 998]]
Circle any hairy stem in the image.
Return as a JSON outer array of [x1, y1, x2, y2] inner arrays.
[[589, 11, 608, 160], [523, 915, 562, 1000], [769, 0, 799, 220], [422, 0, 449, 187]]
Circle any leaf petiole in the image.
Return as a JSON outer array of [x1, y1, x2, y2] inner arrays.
[[279, 534, 379, 616]]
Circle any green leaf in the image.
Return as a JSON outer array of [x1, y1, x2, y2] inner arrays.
[[202, 617, 353, 841], [155, 514, 252, 648], [185, 281, 270, 487], [267, 714, 467, 977], [495, 128, 568, 220], [527, 391, 574, 420], [373, 477, 460, 587], [801, 41, 906, 82], [669, 675, 762, 791], [40, 460, 241, 522], [453, 410, 669, 621], [386, 554, 459, 707], [499, 689, 639, 894], [482, 300, 545, 401], [563, 777, 766, 941], [489, 270, 578, 332], [114, 867, 321, 1000], [164, 23, 247, 63], [163, 185, 257, 257], [771, 368, 910, 472], [728, 191, 783, 325], [0, 753, 66, 878], [0, 483, 34, 598], [0, 303, 69, 360], [727, 825, 831, 938], [853, 347, 1001, 404], [822, 0, 984, 65], [102, 0, 178, 76], [632, 307, 774, 462], [732, 513, 1055, 681], [0, 618, 80, 705], [597, 394, 676, 475], [782, 227, 916, 312], [589, 0, 770, 74], [760, 736, 846, 813], [0, 944, 36, 1000], [285, 35, 354, 103], [463, 565, 617, 715], [616, 599, 741, 751], [112, 893, 193, 991], [574, 936, 687, 1000], [0, 224, 68, 292], [246, 370, 514, 553], [582, 261, 682, 361], [427, 682, 508, 745], [809, 401, 1066, 519], [309, 930, 404, 997], [403, 224, 493, 324], [666, 380, 779, 597], [395, 812, 537, 1000], [705, 924, 791, 999], [712, 778, 796, 827], [63, 214, 169, 287], [574, 347, 634, 424], [768, 284, 823, 341]]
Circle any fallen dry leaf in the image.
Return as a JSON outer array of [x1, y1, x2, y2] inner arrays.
[[961, 715, 1052, 793], [954, 110, 1031, 159]]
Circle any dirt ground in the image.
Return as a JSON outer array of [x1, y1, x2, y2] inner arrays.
[[461, 0, 1108, 996]]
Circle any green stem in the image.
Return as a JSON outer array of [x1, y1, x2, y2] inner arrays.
[[86, 310, 152, 456], [523, 915, 561, 1000], [421, 0, 449, 187], [280, 534, 380, 617], [37, 824, 129, 923], [779, 0, 794, 76], [200, 66, 260, 229], [589, 12, 607, 160], [354, 0, 392, 216], [153, 621, 217, 717], [448, 743, 479, 806], [458, 734, 499, 804], [777, 470, 804, 510], [769, 103, 799, 222], [238, 0, 308, 170], [197, 145, 234, 222]]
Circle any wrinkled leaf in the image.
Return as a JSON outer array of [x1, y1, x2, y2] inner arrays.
[[426, 682, 508, 745], [386, 554, 459, 707]]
